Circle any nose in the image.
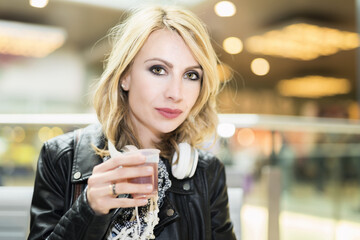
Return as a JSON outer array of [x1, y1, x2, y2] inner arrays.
[[165, 76, 183, 102]]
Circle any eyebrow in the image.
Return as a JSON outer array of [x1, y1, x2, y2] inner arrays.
[[144, 58, 203, 71]]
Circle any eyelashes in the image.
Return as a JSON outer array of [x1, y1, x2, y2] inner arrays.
[[149, 65, 201, 81], [184, 72, 200, 80], [150, 65, 166, 75]]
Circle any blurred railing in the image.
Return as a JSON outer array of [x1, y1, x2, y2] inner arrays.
[[219, 113, 360, 133], [218, 114, 360, 240]]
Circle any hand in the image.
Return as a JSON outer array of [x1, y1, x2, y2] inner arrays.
[[86, 153, 154, 215]]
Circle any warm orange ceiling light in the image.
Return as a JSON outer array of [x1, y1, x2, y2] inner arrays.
[[0, 20, 66, 57], [246, 23, 360, 60], [29, 0, 49, 8], [277, 75, 351, 98]]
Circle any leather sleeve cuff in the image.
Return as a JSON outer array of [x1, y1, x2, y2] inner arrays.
[[78, 188, 113, 239]]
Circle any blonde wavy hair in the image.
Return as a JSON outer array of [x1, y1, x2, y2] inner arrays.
[[93, 5, 220, 160]]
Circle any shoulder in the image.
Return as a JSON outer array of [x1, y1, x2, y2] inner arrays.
[[195, 150, 227, 192], [43, 130, 75, 162], [42, 124, 102, 163], [196, 149, 224, 172]]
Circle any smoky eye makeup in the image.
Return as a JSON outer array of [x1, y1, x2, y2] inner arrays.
[[149, 65, 167, 75], [184, 71, 201, 81]]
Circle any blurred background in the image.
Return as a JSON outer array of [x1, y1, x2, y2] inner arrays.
[[1, 0, 360, 239]]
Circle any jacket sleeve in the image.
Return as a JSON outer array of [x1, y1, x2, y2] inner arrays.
[[28, 142, 112, 240], [207, 158, 237, 240]]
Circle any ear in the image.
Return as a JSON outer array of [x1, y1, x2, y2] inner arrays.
[[121, 74, 131, 91]]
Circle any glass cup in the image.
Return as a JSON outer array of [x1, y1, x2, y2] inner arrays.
[[128, 149, 160, 199]]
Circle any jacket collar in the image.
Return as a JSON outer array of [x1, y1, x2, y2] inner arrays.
[[163, 159, 195, 194], [71, 124, 105, 183]]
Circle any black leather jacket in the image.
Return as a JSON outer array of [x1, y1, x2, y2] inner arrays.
[[28, 124, 236, 240]]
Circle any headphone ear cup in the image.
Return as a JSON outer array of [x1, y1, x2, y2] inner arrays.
[[171, 143, 198, 179]]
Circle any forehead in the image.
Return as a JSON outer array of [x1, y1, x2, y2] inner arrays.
[[133, 29, 199, 66]]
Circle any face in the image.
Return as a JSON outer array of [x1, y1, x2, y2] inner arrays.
[[122, 29, 202, 146]]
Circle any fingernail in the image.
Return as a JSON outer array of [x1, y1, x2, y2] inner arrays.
[[146, 184, 153, 190], [146, 167, 153, 173], [140, 199, 148, 204]]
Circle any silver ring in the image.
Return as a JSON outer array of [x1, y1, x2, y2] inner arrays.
[[111, 183, 117, 196]]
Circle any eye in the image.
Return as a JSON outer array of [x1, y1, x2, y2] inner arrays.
[[184, 71, 200, 81], [150, 66, 166, 75]]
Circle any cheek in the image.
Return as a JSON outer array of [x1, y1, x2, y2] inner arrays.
[[129, 76, 160, 107], [187, 83, 201, 106]]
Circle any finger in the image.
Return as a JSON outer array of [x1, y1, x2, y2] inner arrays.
[[88, 166, 154, 186], [88, 182, 154, 198], [109, 197, 149, 209], [89, 195, 149, 215], [93, 153, 146, 173]]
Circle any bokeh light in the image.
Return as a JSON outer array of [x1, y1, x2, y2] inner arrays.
[[12, 126, 26, 143], [217, 123, 236, 138], [214, 1, 236, 17], [223, 37, 243, 54], [251, 58, 270, 76], [38, 126, 64, 142], [237, 128, 255, 147]]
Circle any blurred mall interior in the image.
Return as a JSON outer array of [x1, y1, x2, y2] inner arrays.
[[1, 0, 360, 239]]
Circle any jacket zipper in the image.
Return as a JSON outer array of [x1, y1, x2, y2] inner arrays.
[[181, 195, 193, 240]]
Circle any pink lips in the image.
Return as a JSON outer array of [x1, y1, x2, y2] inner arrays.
[[156, 108, 183, 119]]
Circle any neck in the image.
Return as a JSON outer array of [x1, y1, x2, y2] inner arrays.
[[140, 135, 158, 149], [130, 119, 160, 149]]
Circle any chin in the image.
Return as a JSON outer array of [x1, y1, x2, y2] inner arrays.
[[157, 122, 182, 134], [159, 127, 178, 134]]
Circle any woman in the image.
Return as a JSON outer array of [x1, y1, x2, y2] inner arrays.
[[28, 5, 236, 240]]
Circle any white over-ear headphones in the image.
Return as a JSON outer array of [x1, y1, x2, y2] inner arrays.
[[108, 140, 198, 180], [171, 142, 198, 179]]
